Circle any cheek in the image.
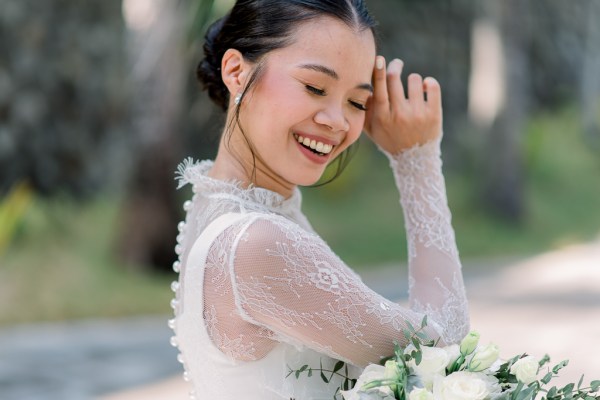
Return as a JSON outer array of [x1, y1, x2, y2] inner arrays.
[[347, 113, 366, 142], [251, 75, 303, 127]]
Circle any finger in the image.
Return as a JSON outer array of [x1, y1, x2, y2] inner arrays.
[[424, 76, 442, 110], [372, 55, 389, 107], [386, 58, 405, 110], [407, 73, 424, 104]]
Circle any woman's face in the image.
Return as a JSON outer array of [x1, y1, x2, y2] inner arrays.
[[235, 16, 376, 192]]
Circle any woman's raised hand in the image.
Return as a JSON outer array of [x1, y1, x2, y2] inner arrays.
[[364, 56, 443, 154]]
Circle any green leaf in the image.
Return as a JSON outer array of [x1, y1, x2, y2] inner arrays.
[[421, 315, 428, 328], [411, 337, 421, 349], [562, 383, 575, 394], [511, 382, 524, 400], [406, 320, 416, 333], [320, 359, 329, 383], [547, 386, 558, 398], [542, 372, 554, 385], [578, 375, 585, 389], [539, 354, 551, 368], [342, 379, 350, 391], [515, 386, 535, 400], [552, 360, 569, 374], [415, 350, 422, 365], [308, 368, 313, 377], [590, 380, 600, 391], [333, 361, 345, 373]]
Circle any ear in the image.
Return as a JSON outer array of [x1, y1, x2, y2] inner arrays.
[[221, 49, 251, 100]]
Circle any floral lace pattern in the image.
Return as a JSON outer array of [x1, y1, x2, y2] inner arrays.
[[171, 138, 470, 397], [204, 305, 257, 360], [383, 139, 460, 263]]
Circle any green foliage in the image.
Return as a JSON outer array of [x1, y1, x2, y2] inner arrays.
[[0, 196, 173, 326], [286, 359, 356, 400], [0, 182, 33, 255]]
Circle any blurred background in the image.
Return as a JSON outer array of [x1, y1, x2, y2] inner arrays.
[[1, 0, 599, 399]]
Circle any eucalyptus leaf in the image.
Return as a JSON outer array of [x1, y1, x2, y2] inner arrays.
[[333, 361, 345, 373]]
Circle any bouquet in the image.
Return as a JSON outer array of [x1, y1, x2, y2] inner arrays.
[[288, 317, 600, 400]]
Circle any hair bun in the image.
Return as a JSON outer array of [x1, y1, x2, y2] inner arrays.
[[196, 16, 229, 111]]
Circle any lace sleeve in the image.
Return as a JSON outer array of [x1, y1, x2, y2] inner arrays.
[[228, 214, 450, 368], [381, 138, 469, 344]]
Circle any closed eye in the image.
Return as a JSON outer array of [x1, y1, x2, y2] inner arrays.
[[305, 85, 326, 96], [349, 100, 367, 111]]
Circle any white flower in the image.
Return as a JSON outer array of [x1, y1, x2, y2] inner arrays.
[[341, 364, 395, 400], [460, 331, 480, 355], [433, 371, 501, 400], [408, 387, 434, 400], [408, 346, 450, 389], [510, 356, 540, 384], [468, 343, 500, 372], [384, 360, 401, 381]]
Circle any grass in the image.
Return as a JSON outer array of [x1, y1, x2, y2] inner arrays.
[[1, 105, 598, 325], [0, 196, 174, 326]]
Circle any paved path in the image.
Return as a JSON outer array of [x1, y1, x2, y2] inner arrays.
[[1, 239, 598, 400]]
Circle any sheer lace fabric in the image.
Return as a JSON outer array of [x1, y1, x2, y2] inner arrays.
[[170, 140, 469, 399]]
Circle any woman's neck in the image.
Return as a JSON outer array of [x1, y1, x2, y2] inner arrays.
[[208, 137, 296, 199]]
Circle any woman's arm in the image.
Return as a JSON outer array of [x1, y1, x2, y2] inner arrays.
[[228, 213, 466, 368], [365, 55, 469, 343], [384, 138, 469, 344]]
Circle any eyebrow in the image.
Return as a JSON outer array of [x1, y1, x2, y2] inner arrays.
[[297, 63, 374, 93]]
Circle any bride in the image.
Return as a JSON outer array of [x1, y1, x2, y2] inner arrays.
[[169, 1, 469, 399]]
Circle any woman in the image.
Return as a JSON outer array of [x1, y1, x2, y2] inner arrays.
[[169, 1, 469, 399]]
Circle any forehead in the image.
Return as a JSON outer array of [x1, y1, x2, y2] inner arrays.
[[267, 16, 376, 82]]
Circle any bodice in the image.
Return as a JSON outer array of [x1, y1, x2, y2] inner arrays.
[[168, 140, 469, 399]]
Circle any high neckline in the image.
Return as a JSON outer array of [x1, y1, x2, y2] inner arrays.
[[175, 158, 302, 214]]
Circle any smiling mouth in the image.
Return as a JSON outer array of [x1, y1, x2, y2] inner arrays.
[[293, 133, 334, 156]]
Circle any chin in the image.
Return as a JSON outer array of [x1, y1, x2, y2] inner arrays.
[[288, 171, 325, 187]]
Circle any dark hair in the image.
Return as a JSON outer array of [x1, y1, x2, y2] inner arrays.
[[197, 0, 377, 185]]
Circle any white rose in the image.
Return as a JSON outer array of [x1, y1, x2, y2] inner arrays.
[[408, 346, 450, 389], [341, 364, 395, 400], [468, 343, 500, 372], [408, 387, 434, 400], [510, 356, 540, 384], [433, 371, 500, 400]]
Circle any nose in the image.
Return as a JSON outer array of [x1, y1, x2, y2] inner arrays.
[[313, 103, 349, 132]]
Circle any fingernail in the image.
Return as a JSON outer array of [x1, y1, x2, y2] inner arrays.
[[376, 56, 384, 70]]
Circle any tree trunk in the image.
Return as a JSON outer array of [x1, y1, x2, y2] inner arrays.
[[117, 0, 186, 271], [469, 0, 530, 222], [580, 0, 600, 149]]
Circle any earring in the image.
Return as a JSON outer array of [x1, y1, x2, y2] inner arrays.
[[234, 93, 242, 105]]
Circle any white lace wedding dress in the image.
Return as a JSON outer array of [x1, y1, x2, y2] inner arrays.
[[168, 139, 470, 400]]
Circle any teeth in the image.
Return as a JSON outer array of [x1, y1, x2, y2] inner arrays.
[[294, 134, 333, 154]]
